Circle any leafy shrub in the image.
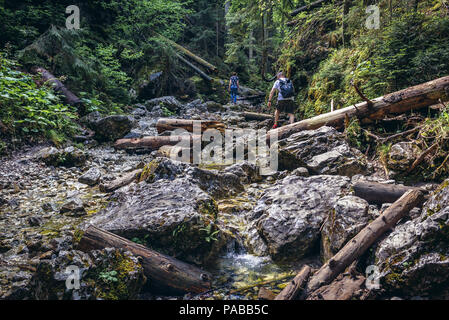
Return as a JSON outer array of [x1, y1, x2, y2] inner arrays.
[[0, 53, 78, 142]]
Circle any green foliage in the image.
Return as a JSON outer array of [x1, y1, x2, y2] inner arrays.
[[99, 270, 118, 284], [199, 223, 220, 243], [0, 53, 78, 143]]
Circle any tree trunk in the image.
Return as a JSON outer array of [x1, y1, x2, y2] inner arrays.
[[290, 0, 331, 17], [176, 54, 212, 82], [78, 226, 212, 294], [268, 75, 449, 141], [156, 119, 225, 134], [114, 135, 202, 152], [275, 265, 312, 300], [35, 67, 83, 109], [353, 182, 426, 205], [158, 34, 217, 73], [99, 169, 142, 193], [306, 189, 425, 293]]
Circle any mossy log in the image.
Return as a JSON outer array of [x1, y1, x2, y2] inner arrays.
[[158, 34, 218, 73], [290, 0, 331, 17], [35, 67, 83, 107], [353, 182, 427, 205], [78, 226, 212, 294], [156, 118, 225, 134], [114, 135, 202, 152], [306, 189, 425, 293], [268, 75, 449, 141], [274, 265, 312, 300]]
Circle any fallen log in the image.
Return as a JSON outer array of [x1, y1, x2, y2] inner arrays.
[[306, 189, 425, 293], [307, 273, 366, 300], [268, 75, 449, 142], [34, 67, 83, 107], [159, 34, 217, 73], [290, 0, 331, 17], [353, 182, 426, 205], [241, 111, 273, 121], [156, 118, 225, 134], [274, 265, 311, 300], [78, 226, 212, 294], [99, 169, 142, 193], [176, 53, 212, 82], [114, 135, 202, 152]]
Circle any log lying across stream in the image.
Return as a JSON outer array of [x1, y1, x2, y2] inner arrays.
[[78, 226, 212, 294], [305, 189, 425, 293], [353, 182, 427, 205], [268, 75, 449, 141], [114, 135, 202, 152], [156, 118, 225, 134]]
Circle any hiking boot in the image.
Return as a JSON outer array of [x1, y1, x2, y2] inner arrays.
[[272, 124, 278, 129]]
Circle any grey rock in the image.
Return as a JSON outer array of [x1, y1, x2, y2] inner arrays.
[[144, 96, 182, 112], [386, 142, 421, 173], [277, 126, 367, 176], [35, 146, 87, 167], [83, 178, 227, 265], [292, 167, 309, 177], [321, 196, 370, 261], [60, 197, 86, 216], [87, 115, 135, 142], [247, 174, 351, 261], [374, 179, 449, 296], [78, 167, 102, 186], [30, 248, 145, 300]]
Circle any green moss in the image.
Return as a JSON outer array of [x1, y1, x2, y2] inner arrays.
[[94, 250, 144, 300], [138, 159, 159, 183], [72, 229, 84, 246]]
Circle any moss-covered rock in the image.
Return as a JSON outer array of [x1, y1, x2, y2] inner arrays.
[[374, 178, 449, 297], [30, 248, 145, 300]]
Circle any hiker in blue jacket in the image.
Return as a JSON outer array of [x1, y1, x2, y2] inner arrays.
[[267, 71, 297, 129], [229, 72, 239, 104]]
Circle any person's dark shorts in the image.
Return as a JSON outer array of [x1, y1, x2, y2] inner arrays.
[[276, 99, 297, 113]]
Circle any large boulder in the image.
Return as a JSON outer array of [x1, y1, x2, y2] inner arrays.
[[246, 174, 351, 261], [374, 179, 449, 297], [321, 195, 370, 262], [88, 115, 135, 142], [144, 96, 182, 113], [30, 248, 145, 300], [83, 178, 227, 265], [277, 126, 367, 176], [35, 146, 87, 167], [140, 158, 245, 199]]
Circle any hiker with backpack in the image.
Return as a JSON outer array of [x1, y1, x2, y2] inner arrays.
[[229, 72, 239, 105], [267, 71, 296, 129]]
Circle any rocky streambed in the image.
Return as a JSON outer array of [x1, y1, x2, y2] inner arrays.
[[1, 96, 449, 300]]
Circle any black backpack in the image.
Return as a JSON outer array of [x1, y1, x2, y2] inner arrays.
[[279, 79, 294, 98], [230, 76, 239, 88]]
